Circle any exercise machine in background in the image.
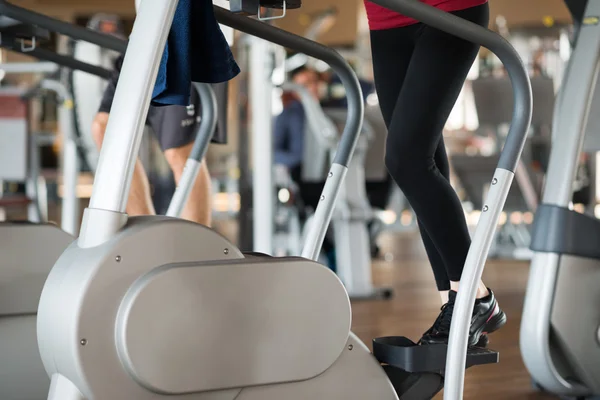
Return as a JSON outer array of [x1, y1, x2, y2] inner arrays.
[[0, 10, 222, 398], [0, 65, 80, 229], [450, 75, 554, 259], [0, 23, 105, 399], [69, 13, 125, 171], [276, 81, 392, 299], [522, 1, 600, 398]]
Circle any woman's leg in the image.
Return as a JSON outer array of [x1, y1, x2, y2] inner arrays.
[[375, 3, 505, 345], [417, 138, 452, 301], [371, 22, 462, 302], [382, 7, 483, 287], [419, 138, 488, 303], [371, 24, 452, 295]]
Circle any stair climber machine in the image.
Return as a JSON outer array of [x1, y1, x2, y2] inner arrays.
[[68, 13, 125, 172], [272, 82, 340, 260], [0, 63, 82, 400], [0, 29, 101, 400], [0, 7, 221, 399], [0, 63, 79, 230], [281, 81, 393, 299], [521, 1, 600, 398], [13, 0, 533, 399]]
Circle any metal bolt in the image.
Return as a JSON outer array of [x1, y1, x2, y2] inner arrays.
[[328, 171, 333, 177], [492, 178, 498, 185], [224, 248, 229, 255], [483, 205, 489, 212], [80, 339, 87, 346], [115, 255, 121, 262], [320, 195, 325, 201], [348, 344, 353, 351]]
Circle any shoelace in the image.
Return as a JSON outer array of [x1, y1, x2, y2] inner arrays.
[[431, 300, 455, 334]]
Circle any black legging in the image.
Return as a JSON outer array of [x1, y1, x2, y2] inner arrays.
[[370, 3, 489, 291]]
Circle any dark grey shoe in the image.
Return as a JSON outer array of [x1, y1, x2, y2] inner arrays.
[[419, 289, 506, 347]]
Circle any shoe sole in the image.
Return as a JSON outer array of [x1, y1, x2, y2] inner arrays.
[[470, 309, 507, 347], [474, 334, 489, 348]]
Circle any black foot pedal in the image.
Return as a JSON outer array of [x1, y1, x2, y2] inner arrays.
[[373, 336, 498, 373], [373, 336, 499, 399]]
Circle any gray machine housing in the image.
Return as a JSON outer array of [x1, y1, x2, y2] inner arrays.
[[0, 223, 73, 400]]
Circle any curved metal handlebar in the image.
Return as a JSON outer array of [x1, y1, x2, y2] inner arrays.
[[0, 0, 127, 53], [27, 47, 112, 79], [165, 83, 217, 218], [0, 0, 121, 78], [215, 6, 365, 260], [189, 83, 218, 163], [214, 6, 364, 169]]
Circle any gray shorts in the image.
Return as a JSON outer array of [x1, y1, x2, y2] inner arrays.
[[146, 86, 201, 151]]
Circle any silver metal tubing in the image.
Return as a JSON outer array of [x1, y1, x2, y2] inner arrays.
[[166, 83, 217, 218], [80, 0, 179, 244], [40, 79, 80, 235], [250, 37, 275, 254], [0, 62, 57, 74]]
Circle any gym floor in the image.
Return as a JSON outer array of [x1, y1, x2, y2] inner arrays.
[[360, 232, 555, 399]]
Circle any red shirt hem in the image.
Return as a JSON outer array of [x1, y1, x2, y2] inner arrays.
[[365, 0, 488, 31]]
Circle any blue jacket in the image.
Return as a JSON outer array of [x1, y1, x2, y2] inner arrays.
[[273, 101, 305, 169]]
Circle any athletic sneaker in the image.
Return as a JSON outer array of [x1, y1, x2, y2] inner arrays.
[[419, 289, 506, 347]]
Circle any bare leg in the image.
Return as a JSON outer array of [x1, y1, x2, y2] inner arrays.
[[164, 142, 212, 226], [126, 160, 156, 216], [450, 280, 489, 300], [92, 113, 156, 216], [439, 291, 449, 304]]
